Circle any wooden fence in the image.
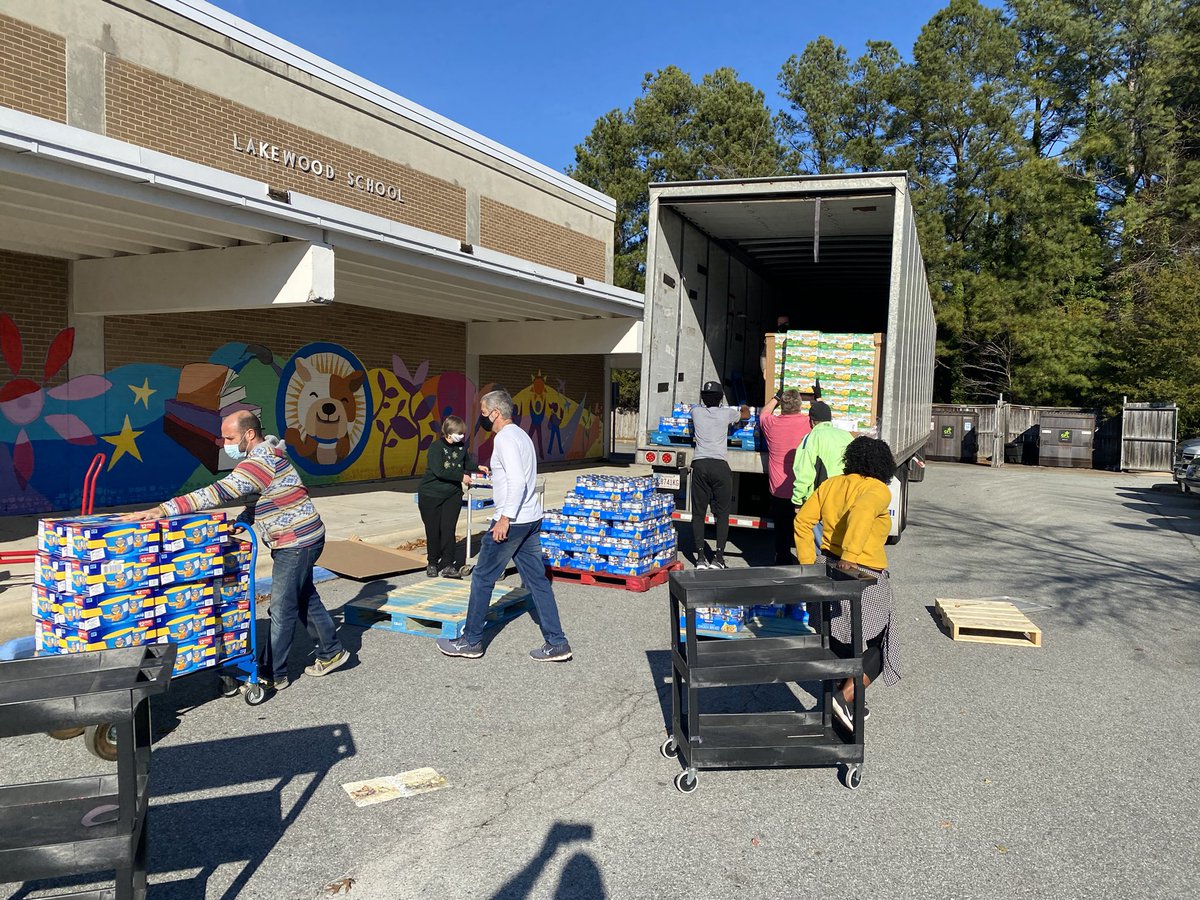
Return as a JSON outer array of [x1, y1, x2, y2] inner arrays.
[[1119, 403, 1178, 472], [612, 409, 639, 442]]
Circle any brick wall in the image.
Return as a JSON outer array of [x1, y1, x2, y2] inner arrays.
[[0, 250, 69, 385], [480, 354, 606, 414], [480, 198, 606, 282], [104, 304, 466, 374], [105, 58, 467, 240], [0, 13, 67, 123]]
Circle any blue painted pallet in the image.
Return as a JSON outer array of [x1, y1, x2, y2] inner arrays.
[[680, 614, 816, 641], [343, 580, 531, 639]]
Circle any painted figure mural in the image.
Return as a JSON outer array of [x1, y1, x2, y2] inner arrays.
[[0, 319, 603, 515]]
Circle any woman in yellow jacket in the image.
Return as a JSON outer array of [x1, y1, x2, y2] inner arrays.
[[794, 436, 901, 731]]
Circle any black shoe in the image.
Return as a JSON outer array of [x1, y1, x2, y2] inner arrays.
[[711, 554, 727, 570], [439, 565, 463, 579], [425, 565, 439, 578]]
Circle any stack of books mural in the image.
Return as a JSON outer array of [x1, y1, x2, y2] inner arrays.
[[164, 363, 260, 472]]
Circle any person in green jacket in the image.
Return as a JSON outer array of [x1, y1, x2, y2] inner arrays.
[[791, 400, 855, 505], [418, 416, 477, 578]]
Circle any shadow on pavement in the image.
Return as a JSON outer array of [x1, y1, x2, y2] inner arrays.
[[491, 822, 605, 900], [10, 724, 355, 900]]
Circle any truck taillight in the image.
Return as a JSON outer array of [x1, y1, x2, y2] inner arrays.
[[661, 452, 673, 464], [645, 451, 656, 463]]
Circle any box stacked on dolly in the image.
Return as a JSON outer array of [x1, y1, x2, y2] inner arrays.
[[153, 512, 230, 676], [769, 330, 882, 432], [32, 517, 163, 655], [541, 475, 678, 576]]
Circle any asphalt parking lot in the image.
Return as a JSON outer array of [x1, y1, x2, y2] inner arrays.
[[4, 462, 1199, 899]]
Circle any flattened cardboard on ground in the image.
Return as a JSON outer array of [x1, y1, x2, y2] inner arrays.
[[341, 768, 449, 807], [318, 536, 427, 579]]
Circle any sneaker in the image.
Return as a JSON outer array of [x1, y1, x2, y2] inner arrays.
[[694, 559, 710, 570], [831, 691, 854, 731], [710, 555, 727, 570], [863, 705, 871, 721], [304, 649, 349, 678], [437, 636, 483, 659], [264, 676, 289, 692], [439, 565, 463, 579], [529, 641, 573, 662], [425, 565, 439, 577]]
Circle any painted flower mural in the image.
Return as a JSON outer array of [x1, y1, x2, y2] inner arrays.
[[0, 315, 111, 488]]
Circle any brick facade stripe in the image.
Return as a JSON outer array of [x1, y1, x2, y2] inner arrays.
[[104, 304, 467, 376], [0, 250, 70, 386], [480, 198, 607, 282], [104, 57, 468, 241], [0, 13, 67, 123]]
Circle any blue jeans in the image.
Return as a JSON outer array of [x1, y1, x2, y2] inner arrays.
[[261, 539, 343, 681], [463, 520, 567, 647]]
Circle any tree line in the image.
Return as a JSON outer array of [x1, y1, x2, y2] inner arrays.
[[568, 0, 1200, 434]]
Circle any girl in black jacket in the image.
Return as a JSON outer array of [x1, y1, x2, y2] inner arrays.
[[417, 416, 476, 577]]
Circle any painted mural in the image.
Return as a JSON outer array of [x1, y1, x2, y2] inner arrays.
[[0, 317, 603, 515]]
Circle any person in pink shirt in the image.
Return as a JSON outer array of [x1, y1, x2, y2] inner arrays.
[[759, 389, 812, 564]]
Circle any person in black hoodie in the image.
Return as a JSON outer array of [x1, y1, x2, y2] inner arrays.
[[418, 416, 477, 578]]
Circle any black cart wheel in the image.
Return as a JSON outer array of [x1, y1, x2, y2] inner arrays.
[[47, 727, 86, 740], [244, 683, 267, 706], [842, 765, 863, 790], [659, 737, 679, 759], [220, 675, 241, 698], [459, 564, 474, 577], [84, 723, 119, 761], [673, 771, 698, 794]]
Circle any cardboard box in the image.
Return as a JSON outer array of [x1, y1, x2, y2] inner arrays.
[[215, 572, 251, 607], [54, 620, 151, 650], [153, 608, 217, 644], [155, 581, 215, 615], [54, 591, 157, 631], [59, 554, 159, 598], [223, 541, 252, 573], [58, 517, 161, 561], [158, 546, 224, 585], [171, 641, 217, 676], [219, 604, 252, 632], [216, 629, 250, 661], [160, 512, 228, 553]]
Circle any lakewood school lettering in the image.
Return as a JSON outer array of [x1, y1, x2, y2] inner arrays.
[[231, 134, 404, 203]]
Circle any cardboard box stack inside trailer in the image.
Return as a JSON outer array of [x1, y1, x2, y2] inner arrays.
[[649, 402, 762, 450], [31, 512, 254, 673], [770, 330, 882, 432], [541, 475, 677, 576]]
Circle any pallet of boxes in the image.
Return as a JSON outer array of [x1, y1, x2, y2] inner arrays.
[[649, 403, 761, 452], [767, 330, 883, 433], [32, 512, 255, 681], [541, 475, 682, 592]]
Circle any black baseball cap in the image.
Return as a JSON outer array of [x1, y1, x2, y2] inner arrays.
[[701, 381, 723, 394], [809, 400, 832, 422]]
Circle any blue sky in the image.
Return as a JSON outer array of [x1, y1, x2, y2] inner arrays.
[[213, 0, 957, 174]]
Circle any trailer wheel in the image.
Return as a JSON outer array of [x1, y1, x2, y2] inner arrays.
[[84, 723, 119, 761], [674, 770, 698, 794]]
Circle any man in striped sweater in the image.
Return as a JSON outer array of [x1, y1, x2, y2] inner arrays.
[[126, 411, 348, 692]]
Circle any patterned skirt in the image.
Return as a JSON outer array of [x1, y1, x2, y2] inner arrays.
[[815, 553, 901, 687]]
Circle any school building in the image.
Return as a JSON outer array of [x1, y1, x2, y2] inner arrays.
[[0, 0, 643, 513]]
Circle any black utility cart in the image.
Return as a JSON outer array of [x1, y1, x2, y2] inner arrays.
[[663, 565, 874, 793], [0, 645, 176, 900]]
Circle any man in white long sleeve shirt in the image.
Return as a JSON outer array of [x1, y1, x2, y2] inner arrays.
[[436, 389, 572, 662]]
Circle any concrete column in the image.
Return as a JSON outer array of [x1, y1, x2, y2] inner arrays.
[[66, 41, 106, 133], [465, 352, 480, 396], [465, 188, 481, 245], [67, 263, 105, 377]]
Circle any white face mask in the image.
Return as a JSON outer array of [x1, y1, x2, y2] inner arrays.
[[446, 434, 464, 444]]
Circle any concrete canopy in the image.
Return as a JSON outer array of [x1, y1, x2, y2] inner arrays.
[[0, 108, 644, 325]]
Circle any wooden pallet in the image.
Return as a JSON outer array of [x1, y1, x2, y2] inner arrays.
[[545, 560, 683, 593], [935, 598, 1042, 648], [343, 580, 531, 639]]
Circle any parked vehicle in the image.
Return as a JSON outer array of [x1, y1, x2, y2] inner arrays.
[[1174, 436, 1200, 493], [1183, 457, 1200, 494], [635, 173, 936, 542]]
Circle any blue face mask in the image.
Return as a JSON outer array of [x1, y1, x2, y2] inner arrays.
[[224, 440, 246, 461]]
